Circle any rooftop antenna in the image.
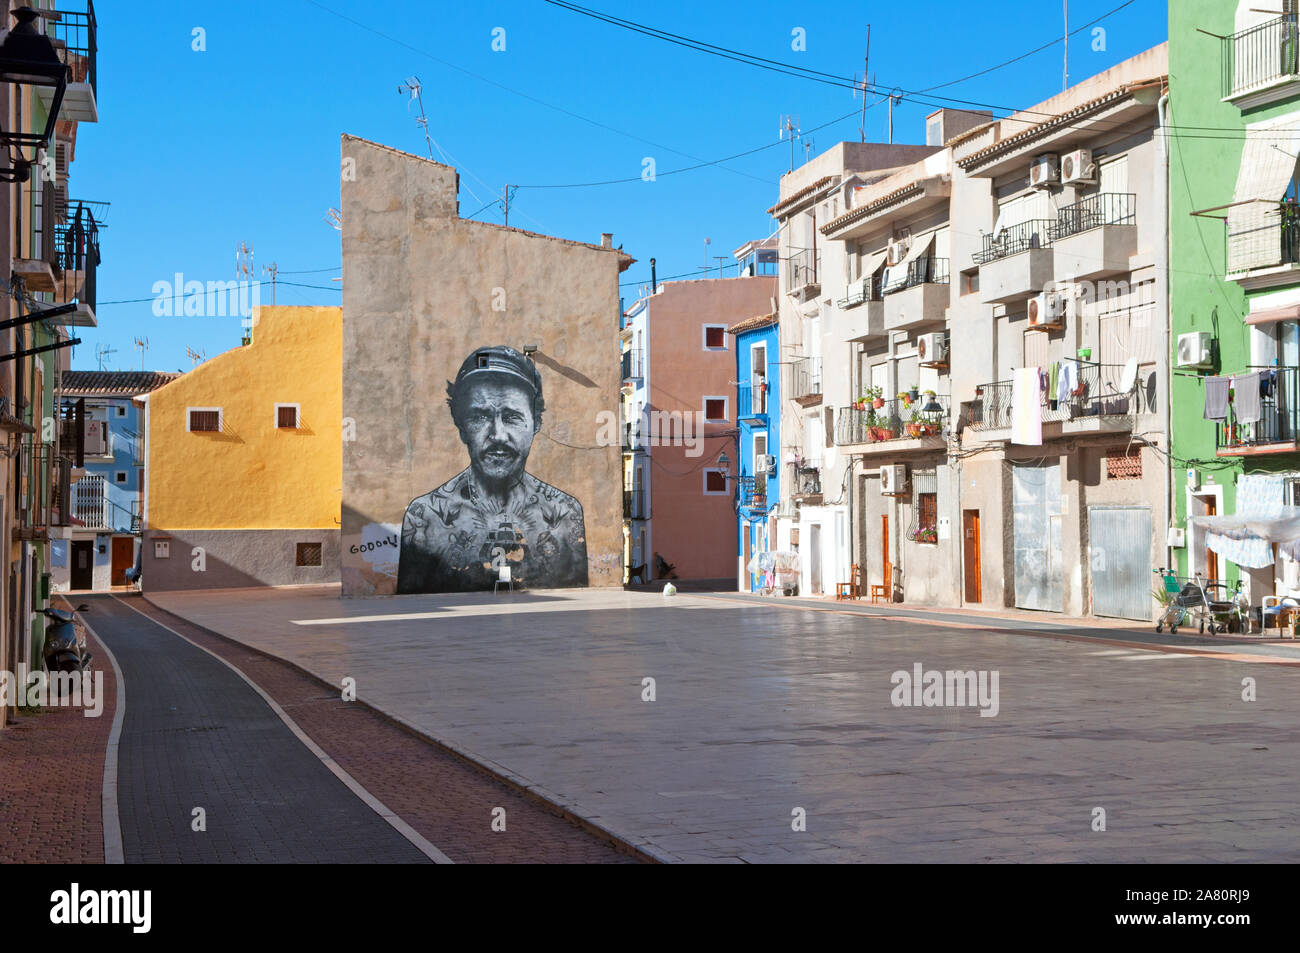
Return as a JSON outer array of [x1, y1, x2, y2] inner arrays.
[[94, 343, 116, 371], [701, 236, 712, 273], [856, 25, 871, 142], [780, 115, 801, 171], [397, 76, 438, 162], [324, 207, 342, 231], [262, 262, 278, 306], [1063, 0, 1069, 91], [133, 336, 149, 372], [184, 346, 206, 367], [804, 138, 815, 162]]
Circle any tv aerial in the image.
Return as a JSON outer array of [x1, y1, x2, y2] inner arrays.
[[94, 343, 116, 371]]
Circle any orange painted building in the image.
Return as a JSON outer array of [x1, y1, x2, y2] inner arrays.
[[621, 271, 777, 582]]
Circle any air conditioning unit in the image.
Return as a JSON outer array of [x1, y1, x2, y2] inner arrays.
[[1176, 331, 1213, 369], [760, 454, 777, 473], [1060, 148, 1096, 185], [917, 332, 949, 366], [880, 464, 909, 495], [1029, 153, 1060, 189], [887, 238, 910, 265], [1027, 291, 1066, 329]]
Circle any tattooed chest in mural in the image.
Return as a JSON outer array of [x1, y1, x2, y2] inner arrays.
[[398, 471, 588, 593]]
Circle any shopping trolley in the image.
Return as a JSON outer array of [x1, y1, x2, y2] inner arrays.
[[1153, 569, 1208, 635]]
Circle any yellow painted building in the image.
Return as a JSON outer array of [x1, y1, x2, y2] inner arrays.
[[141, 305, 342, 589]]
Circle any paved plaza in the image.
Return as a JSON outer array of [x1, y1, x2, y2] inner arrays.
[[145, 585, 1300, 863]]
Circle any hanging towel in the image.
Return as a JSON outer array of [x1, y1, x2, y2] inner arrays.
[[1203, 376, 1230, 422], [1011, 367, 1043, 446], [1261, 369, 1277, 399], [1233, 372, 1263, 424], [1048, 361, 1060, 402], [1058, 359, 1078, 400]]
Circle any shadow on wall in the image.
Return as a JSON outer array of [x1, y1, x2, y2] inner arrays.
[[142, 530, 339, 591]]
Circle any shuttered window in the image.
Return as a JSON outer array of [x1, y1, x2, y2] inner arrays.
[[296, 543, 323, 567], [188, 409, 220, 432], [276, 405, 299, 429]]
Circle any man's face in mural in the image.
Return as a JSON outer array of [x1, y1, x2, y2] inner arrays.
[[457, 379, 537, 486]]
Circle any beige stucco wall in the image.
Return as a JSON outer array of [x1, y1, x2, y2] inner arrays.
[[339, 136, 631, 595]]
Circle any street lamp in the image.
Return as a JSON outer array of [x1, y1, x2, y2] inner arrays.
[[0, 6, 68, 183]]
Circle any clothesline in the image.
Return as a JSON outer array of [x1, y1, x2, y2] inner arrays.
[[1202, 370, 1276, 425]]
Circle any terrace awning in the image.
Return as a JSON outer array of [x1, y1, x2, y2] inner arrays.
[[1192, 504, 1300, 566]]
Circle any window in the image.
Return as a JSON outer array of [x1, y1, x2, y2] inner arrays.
[[704, 397, 728, 422], [187, 408, 221, 432], [116, 406, 126, 417], [114, 471, 127, 484], [703, 325, 727, 349], [275, 403, 300, 429], [296, 542, 323, 567], [960, 268, 980, 295], [1106, 447, 1142, 480], [703, 469, 728, 495]]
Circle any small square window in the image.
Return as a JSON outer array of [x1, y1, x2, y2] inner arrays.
[[114, 471, 127, 483], [704, 470, 727, 494], [116, 406, 126, 417], [704, 325, 727, 349], [296, 542, 323, 567], [276, 404, 300, 429], [188, 409, 221, 432], [960, 268, 980, 296], [704, 398, 727, 421]]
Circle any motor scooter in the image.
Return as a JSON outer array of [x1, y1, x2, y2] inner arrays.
[[40, 603, 92, 676]]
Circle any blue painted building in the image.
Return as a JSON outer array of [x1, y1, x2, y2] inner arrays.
[[53, 371, 179, 591], [729, 311, 779, 592]]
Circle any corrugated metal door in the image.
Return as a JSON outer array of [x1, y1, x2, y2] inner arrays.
[[1089, 506, 1152, 620], [1013, 462, 1063, 611]]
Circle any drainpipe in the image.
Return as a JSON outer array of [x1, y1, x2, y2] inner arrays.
[[1158, 86, 1174, 574]]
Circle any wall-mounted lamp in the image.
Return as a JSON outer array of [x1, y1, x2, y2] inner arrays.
[[522, 342, 540, 357], [0, 7, 68, 183]]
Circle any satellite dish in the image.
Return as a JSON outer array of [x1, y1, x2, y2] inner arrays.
[[1119, 357, 1139, 393]]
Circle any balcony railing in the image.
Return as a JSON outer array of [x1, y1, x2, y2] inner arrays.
[[970, 362, 1148, 431], [791, 357, 822, 401], [16, 440, 54, 535], [793, 465, 822, 497], [621, 348, 644, 382], [72, 473, 110, 529], [835, 395, 952, 445], [883, 257, 950, 294], [1054, 193, 1136, 240], [737, 474, 768, 509], [1223, 13, 1299, 99], [783, 246, 820, 293], [1216, 366, 1300, 451], [974, 219, 1056, 266], [623, 488, 646, 519], [838, 274, 882, 309], [45, 2, 97, 90], [738, 378, 770, 418]]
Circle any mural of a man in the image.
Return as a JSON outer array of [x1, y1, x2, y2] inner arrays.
[[397, 345, 588, 593]]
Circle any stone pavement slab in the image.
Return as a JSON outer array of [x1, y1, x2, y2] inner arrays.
[[147, 585, 1300, 863]]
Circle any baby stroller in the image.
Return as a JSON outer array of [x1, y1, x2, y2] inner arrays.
[[1154, 569, 1206, 635]]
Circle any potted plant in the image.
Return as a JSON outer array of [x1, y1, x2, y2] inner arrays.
[[907, 385, 920, 401], [866, 385, 885, 409]]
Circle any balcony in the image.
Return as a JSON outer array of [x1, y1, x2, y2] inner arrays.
[[1216, 366, 1300, 456], [791, 357, 822, 407], [976, 219, 1055, 305], [621, 420, 643, 453], [15, 441, 54, 539], [882, 257, 949, 331], [737, 378, 770, 424], [835, 396, 951, 453], [1222, 13, 1299, 104], [53, 201, 104, 326], [792, 464, 822, 505], [970, 362, 1150, 439], [623, 487, 646, 519], [836, 275, 885, 342], [737, 474, 769, 511], [783, 246, 821, 300], [71, 473, 110, 529], [1051, 193, 1136, 281], [37, 2, 98, 123], [620, 348, 643, 387]]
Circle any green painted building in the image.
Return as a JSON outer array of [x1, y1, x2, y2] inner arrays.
[[1170, 1, 1300, 609]]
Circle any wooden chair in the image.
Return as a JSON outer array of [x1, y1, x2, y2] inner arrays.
[[869, 566, 891, 604], [835, 564, 860, 601]]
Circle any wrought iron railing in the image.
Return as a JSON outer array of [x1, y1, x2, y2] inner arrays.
[[620, 348, 643, 381], [791, 357, 821, 400], [836, 395, 951, 445], [737, 474, 768, 509], [1216, 366, 1300, 450], [974, 219, 1055, 265], [1054, 193, 1136, 240], [44, 1, 97, 93], [970, 362, 1148, 430], [838, 274, 882, 309], [783, 246, 820, 292], [883, 257, 949, 294], [1223, 13, 1300, 98], [738, 378, 770, 418]]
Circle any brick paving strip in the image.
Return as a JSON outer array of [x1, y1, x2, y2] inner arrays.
[[0, 623, 115, 864], [113, 594, 646, 864]]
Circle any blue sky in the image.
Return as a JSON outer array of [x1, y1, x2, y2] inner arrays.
[[73, 0, 1166, 372]]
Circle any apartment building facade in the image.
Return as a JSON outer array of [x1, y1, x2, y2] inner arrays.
[[619, 265, 776, 582], [51, 371, 174, 591], [0, 0, 99, 727], [730, 310, 780, 591], [1168, 2, 1300, 608]]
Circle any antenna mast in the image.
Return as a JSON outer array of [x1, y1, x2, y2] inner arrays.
[[133, 336, 149, 372], [859, 25, 871, 142]]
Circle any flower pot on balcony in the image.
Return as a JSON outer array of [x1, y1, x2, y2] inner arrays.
[[907, 387, 919, 401], [905, 423, 922, 438], [872, 398, 885, 409]]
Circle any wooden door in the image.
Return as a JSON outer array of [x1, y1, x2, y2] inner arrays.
[[963, 510, 982, 603], [1205, 497, 1218, 583], [881, 514, 891, 597], [70, 541, 94, 591], [111, 537, 134, 587]]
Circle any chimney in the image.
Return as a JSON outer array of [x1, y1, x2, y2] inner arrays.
[[601, 233, 613, 248]]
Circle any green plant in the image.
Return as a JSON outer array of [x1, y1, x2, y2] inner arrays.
[[864, 386, 883, 401]]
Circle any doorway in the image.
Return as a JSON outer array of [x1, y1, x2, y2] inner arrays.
[[70, 541, 94, 591], [963, 509, 982, 603], [881, 514, 891, 599], [808, 523, 823, 595], [111, 537, 134, 587], [1013, 462, 1064, 611]]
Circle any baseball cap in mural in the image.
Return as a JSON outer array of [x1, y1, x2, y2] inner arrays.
[[446, 345, 545, 414]]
